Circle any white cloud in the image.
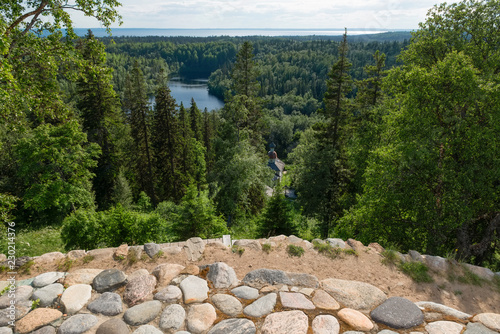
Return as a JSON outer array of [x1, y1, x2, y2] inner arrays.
[[71, 0, 461, 29]]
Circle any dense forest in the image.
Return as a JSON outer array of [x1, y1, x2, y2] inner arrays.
[[1, 0, 499, 271]]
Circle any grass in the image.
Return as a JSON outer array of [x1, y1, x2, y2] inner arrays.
[[381, 249, 401, 266], [82, 255, 94, 264], [312, 240, 358, 259], [399, 261, 433, 283], [287, 244, 305, 257], [1, 226, 65, 257], [493, 275, 500, 292], [262, 243, 272, 254], [57, 258, 74, 272], [17, 260, 34, 275], [231, 245, 245, 256], [457, 265, 484, 286]]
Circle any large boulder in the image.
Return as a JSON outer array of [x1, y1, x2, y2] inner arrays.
[[184, 237, 205, 261], [321, 278, 386, 310]]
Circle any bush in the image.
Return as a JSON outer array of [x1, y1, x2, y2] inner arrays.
[[61, 208, 104, 250], [258, 186, 298, 238], [287, 244, 305, 257]]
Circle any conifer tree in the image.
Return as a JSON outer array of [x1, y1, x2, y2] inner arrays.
[[76, 30, 122, 209], [124, 61, 156, 204], [189, 98, 203, 142], [152, 71, 182, 201]]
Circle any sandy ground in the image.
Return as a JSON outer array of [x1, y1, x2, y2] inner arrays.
[[8, 241, 500, 315]]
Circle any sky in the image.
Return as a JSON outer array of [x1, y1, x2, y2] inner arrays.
[[72, 0, 460, 31]]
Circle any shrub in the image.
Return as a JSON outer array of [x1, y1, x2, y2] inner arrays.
[[287, 244, 305, 257], [232, 245, 245, 256], [61, 208, 104, 250], [313, 240, 357, 259], [381, 249, 401, 266], [262, 243, 272, 254]]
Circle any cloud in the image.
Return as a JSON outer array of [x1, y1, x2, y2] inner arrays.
[[72, 0, 461, 29]]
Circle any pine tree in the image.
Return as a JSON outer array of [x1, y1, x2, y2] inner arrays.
[[76, 30, 122, 210], [189, 98, 203, 142], [152, 72, 182, 202], [124, 61, 156, 204]]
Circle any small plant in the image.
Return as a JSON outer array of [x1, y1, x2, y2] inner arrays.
[[381, 249, 400, 266], [343, 248, 359, 257], [127, 252, 139, 265], [454, 290, 463, 296], [287, 244, 305, 257], [57, 258, 74, 272], [82, 255, 94, 264], [262, 243, 272, 254], [399, 261, 433, 283], [114, 254, 125, 261], [232, 245, 245, 256], [31, 298, 40, 310], [18, 260, 34, 275], [141, 254, 150, 261], [0, 265, 8, 274], [0, 286, 9, 296], [151, 250, 164, 261], [493, 275, 500, 293], [313, 240, 357, 259]]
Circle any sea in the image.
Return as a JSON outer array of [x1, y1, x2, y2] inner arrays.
[[73, 28, 395, 38]]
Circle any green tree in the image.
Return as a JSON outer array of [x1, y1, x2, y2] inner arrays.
[[342, 0, 500, 266], [258, 186, 298, 238], [152, 74, 183, 202], [14, 121, 100, 225], [172, 185, 228, 240], [189, 98, 203, 142], [124, 61, 156, 204], [76, 30, 122, 209]]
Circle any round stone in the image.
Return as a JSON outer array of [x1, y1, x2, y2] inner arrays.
[[425, 321, 464, 334], [338, 308, 374, 332], [96, 318, 129, 334], [371, 297, 424, 329], [154, 285, 182, 302], [123, 300, 162, 326], [31, 283, 64, 307], [57, 314, 98, 334], [92, 269, 127, 293], [473, 313, 500, 331], [231, 286, 259, 300], [132, 325, 163, 334], [186, 303, 217, 334], [261, 310, 309, 334], [60, 284, 92, 315], [207, 318, 256, 334], [159, 304, 186, 331], [243, 293, 277, 317], [211, 294, 243, 316], [87, 292, 123, 316], [312, 290, 340, 310], [312, 315, 340, 334]]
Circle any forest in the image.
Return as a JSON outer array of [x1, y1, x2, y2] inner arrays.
[[0, 0, 499, 271]]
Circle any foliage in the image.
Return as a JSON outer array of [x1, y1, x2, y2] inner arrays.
[[258, 186, 299, 238], [171, 185, 228, 240], [312, 240, 358, 259], [14, 121, 100, 225], [287, 244, 305, 257], [231, 245, 245, 256], [380, 249, 401, 266], [0, 226, 65, 258], [399, 262, 433, 283], [262, 243, 272, 254]]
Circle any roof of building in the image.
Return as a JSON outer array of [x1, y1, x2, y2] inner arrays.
[[268, 158, 285, 173]]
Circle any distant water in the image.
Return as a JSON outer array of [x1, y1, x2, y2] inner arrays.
[[167, 77, 224, 111], [73, 28, 390, 38]]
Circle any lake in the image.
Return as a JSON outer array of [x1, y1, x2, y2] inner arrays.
[[167, 77, 224, 111]]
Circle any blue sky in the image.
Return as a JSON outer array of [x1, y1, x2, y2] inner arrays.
[[72, 0, 459, 30]]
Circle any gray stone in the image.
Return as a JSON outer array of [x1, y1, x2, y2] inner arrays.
[[243, 293, 277, 317], [243, 269, 292, 288], [87, 248, 115, 260], [371, 297, 424, 329], [60, 284, 92, 314], [154, 285, 182, 302], [423, 255, 449, 272], [31, 283, 64, 307], [159, 304, 186, 331], [378, 331, 399, 334], [184, 237, 205, 261], [415, 301, 471, 320], [287, 272, 319, 288], [279, 292, 315, 310], [58, 314, 98, 334], [144, 243, 161, 258], [96, 318, 130, 334], [92, 268, 127, 293], [161, 246, 182, 255], [207, 318, 256, 334], [124, 275, 157, 306], [32, 272, 66, 288], [0, 328, 12, 334], [34, 252, 65, 264], [128, 269, 150, 281], [30, 327, 56, 334], [231, 286, 259, 300], [312, 315, 340, 334], [326, 238, 346, 249], [321, 278, 387, 310], [425, 321, 464, 334], [211, 293, 243, 316], [152, 263, 185, 287], [123, 300, 162, 326], [207, 262, 238, 288], [132, 325, 163, 334], [87, 292, 123, 316], [261, 310, 309, 334], [233, 239, 262, 251], [16, 278, 34, 287], [186, 303, 217, 334], [0, 301, 31, 326], [408, 250, 424, 263], [288, 235, 303, 244], [312, 289, 340, 310], [66, 250, 86, 260], [464, 322, 498, 334], [473, 313, 500, 332], [463, 264, 495, 281], [0, 285, 33, 309], [180, 275, 209, 304]]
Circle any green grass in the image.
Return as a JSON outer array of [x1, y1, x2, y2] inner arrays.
[[262, 243, 272, 254], [287, 244, 305, 257], [457, 265, 484, 286], [1, 226, 65, 257], [399, 261, 433, 283], [231, 245, 245, 256], [381, 249, 401, 266]]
